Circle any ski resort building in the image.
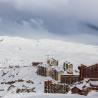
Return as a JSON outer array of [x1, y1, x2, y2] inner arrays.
[[78, 64, 98, 80], [44, 80, 69, 93], [37, 64, 52, 76], [49, 67, 63, 81], [60, 74, 79, 85], [47, 58, 58, 66], [49, 66, 79, 84], [37, 65, 47, 76], [37, 60, 79, 84], [63, 61, 73, 73]]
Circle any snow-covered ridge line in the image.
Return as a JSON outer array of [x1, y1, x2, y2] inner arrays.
[[0, 35, 97, 47]]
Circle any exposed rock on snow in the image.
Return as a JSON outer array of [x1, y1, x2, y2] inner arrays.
[[0, 65, 52, 97]]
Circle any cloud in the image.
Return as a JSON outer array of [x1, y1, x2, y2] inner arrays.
[[14, 0, 68, 11], [85, 23, 98, 31], [0, 0, 98, 45], [0, 17, 54, 39]]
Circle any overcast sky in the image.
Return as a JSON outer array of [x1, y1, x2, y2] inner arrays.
[[0, 0, 98, 45]]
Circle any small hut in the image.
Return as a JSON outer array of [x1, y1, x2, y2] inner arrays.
[[71, 86, 89, 96], [71, 87, 81, 94], [32, 62, 43, 66]]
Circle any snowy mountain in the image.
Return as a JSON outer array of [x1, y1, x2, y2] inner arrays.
[[0, 36, 98, 67], [0, 36, 98, 98]]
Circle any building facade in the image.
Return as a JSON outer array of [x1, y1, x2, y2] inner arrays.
[[60, 75, 79, 85], [44, 80, 69, 93], [32, 62, 43, 66], [47, 58, 58, 66], [37, 66, 47, 76], [78, 64, 98, 80], [63, 61, 73, 73]]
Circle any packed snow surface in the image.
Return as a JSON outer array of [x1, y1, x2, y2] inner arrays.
[[3, 93, 98, 98]]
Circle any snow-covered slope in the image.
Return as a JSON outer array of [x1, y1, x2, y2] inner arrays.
[[0, 64, 98, 98], [0, 36, 98, 67], [0, 36, 98, 98], [0, 65, 51, 97], [3, 93, 98, 98]]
